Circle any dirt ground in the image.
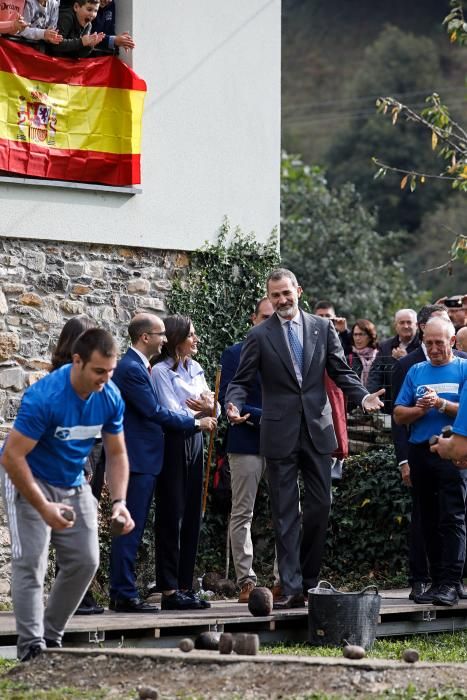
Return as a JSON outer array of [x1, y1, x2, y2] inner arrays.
[[7, 649, 467, 699]]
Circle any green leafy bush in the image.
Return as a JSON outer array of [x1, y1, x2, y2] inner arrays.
[[168, 218, 279, 385], [322, 445, 411, 588]]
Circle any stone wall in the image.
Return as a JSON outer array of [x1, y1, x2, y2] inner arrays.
[[0, 235, 190, 605]]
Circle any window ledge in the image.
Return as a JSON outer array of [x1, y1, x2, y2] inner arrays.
[[0, 175, 141, 195]]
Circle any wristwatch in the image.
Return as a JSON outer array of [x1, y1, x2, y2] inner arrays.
[[194, 418, 201, 429], [438, 398, 447, 413]]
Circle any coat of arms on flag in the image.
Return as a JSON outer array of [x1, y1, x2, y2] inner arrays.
[[17, 89, 57, 146]]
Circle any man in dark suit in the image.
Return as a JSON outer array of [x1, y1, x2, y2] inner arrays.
[[219, 297, 274, 603], [226, 268, 384, 609], [109, 313, 216, 612], [367, 308, 420, 412], [392, 304, 467, 600]]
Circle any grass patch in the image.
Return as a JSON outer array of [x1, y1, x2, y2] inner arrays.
[[0, 679, 110, 699], [0, 661, 113, 700], [262, 631, 467, 663], [293, 691, 467, 699]]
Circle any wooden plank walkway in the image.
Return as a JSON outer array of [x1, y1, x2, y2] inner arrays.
[[1, 589, 467, 652]]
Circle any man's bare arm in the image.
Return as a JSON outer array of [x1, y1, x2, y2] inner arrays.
[[1, 429, 74, 529], [393, 405, 428, 426], [102, 432, 134, 535], [431, 433, 467, 465]]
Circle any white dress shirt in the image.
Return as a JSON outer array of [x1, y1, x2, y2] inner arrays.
[[130, 345, 151, 372], [152, 357, 219, 417]]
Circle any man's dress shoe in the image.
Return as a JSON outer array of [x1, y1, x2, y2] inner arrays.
[[183, 590, 211, 609], [161, 590, 209, 610], [272, 593, 306, 610], [75, 591, 105, 615], [456, 582, 467, 599], [408, 582, 427, 601], [413, 585, 439, 604], [432, 584, 458, 607], [111, 597, 159, 613]]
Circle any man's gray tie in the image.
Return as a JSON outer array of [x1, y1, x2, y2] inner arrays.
[[287, 321, 304, 374]]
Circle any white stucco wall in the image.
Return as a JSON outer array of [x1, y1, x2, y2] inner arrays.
[[0, 1, 281, 250]]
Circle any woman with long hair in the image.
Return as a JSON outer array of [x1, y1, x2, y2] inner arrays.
[[152, 314, 217, 610], [349, 318, 379, 388], [51, 315, 95, 370]]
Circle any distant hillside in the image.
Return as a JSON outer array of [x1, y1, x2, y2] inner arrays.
[[282, 0, 464, 165]]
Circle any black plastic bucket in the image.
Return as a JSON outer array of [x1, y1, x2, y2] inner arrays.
[[307, 580, 381, 649]]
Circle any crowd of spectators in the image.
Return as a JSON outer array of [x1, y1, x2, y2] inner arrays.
[[0, 0, 134, 57]]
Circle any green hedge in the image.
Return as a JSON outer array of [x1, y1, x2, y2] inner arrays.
[[196, 445, 412, 590], [322, 445, 411, 588]]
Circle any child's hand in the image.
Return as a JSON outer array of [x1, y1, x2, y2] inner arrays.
[[115, 32, 135, 52], [44, 28, 62, 44], [13, 16, 28, 33], [82, 31, 105, 48]]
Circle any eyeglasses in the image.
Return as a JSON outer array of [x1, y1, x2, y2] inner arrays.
[[145, 331, 166, 337], [353, 331, 369, 337]]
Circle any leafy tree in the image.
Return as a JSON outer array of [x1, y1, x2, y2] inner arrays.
[[326, 25, 447, 234], [374, 0, 467, 263], [405, 195, 467, 299], [281, 153, 426, 335]]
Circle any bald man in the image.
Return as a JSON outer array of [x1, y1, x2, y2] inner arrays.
[[367, 308, 419, 412], [394, 317, 467, 607]]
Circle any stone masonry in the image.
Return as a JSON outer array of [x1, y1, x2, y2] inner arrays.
[[0, 235, 190, 605]]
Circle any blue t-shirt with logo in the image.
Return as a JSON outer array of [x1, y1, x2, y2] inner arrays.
[[453, 382, 467, 438], [395, 357, 467, 444], [12, 364, 124, 488]]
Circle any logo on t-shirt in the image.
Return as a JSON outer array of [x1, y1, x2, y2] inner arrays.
[[54, 425, 103, 441], [415, 383, 459, 398]]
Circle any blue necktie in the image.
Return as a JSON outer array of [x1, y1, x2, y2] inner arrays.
[[287, 321, 304, 374]]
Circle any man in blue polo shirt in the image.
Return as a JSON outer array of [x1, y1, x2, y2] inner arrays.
[[394, 317, 467, 606], [0, 328, 134, 661]]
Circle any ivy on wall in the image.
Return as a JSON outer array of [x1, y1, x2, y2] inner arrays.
[[167, 219, 280, 385]]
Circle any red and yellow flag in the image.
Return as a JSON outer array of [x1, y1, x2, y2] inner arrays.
[[0, 39, 146, 186]]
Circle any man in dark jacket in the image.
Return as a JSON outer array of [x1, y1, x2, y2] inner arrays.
[[367, 308, 419, 412], [91, 0, 135, 55], [219, 298, 273, 603]]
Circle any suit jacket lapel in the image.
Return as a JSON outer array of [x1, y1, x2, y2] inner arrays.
[[266, 315, 298, 384], [128, 347, 152, 384], [302, 311, 319, 380]]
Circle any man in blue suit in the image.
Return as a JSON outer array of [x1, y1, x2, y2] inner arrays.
[[219, 297, 274, 603], [109, 313, 216, 612]]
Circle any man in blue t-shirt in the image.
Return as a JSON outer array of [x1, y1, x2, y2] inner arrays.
[[0, 328, 134, 662], [394, 317, 467, 607]]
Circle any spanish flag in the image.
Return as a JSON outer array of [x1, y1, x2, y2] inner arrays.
[[0, 39, 146, 186]]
